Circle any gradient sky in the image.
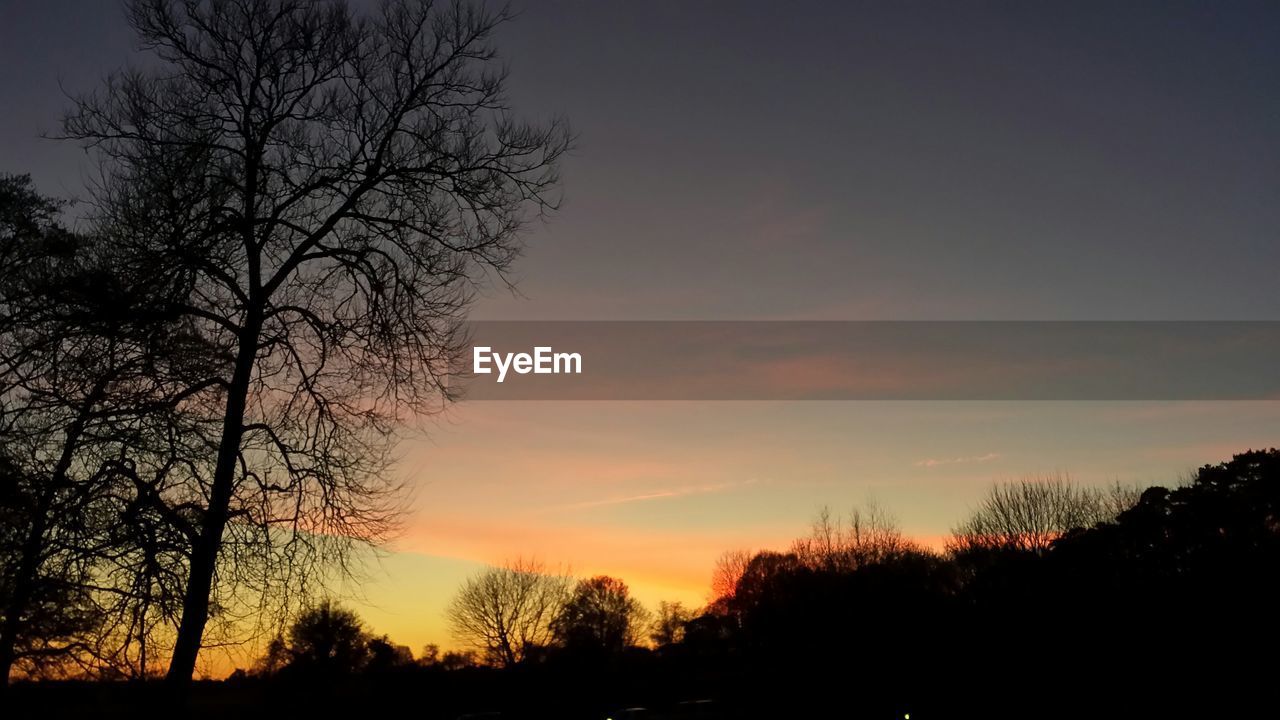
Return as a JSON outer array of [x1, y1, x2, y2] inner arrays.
[[3, 1, 1279, 675]]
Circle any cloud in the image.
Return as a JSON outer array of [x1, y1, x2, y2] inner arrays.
[[546, 479, 758, 512], [914, 452, 1001, 468]]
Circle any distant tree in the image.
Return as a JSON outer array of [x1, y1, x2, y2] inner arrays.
[[447, 559, 569, 667], [417, 643, 441, 667], [726, 551, 802, 616], [649, 600, 696, 647], [964, 450, 1280, 706], [552, 576, 648, 654], [1103, 480, 1142, 520], [676, 450, 1280, 718], [1052, 449, 1280, 586], [709, 549, 752, 604], [680, 610, 735, 653], [365, 634, 413, 672], [280, 600, 370, 675], [438, 649, 480, 671], [252, 635, 290, 677], [948, 475, 1135, 556], [791, 502, 919, 571], [61, 0, 570, 684]]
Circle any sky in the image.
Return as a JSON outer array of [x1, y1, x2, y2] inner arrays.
[[2, 0, 1279, 675]]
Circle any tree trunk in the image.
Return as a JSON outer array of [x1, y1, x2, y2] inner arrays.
[[165, 314, 261, 685]]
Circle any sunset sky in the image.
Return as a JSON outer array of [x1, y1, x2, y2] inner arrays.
[[2, 0, 1279, 675]]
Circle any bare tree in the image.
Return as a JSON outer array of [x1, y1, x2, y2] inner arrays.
[[1098, 480, 1142, 521], [709, 549, 752, 604], [61, 0, 569, 683], [447, 559, 570, 667], [948, 474, 1136, 555], [791, 501, 919, 572]]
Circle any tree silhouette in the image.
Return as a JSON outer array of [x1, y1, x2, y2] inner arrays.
[[60, 0, 570, 684], [552, 576, 647, 655], [1049, 449, 1280, 595], [0, 175, 162, 683], [948, 474, 1134, 556], [0, 452, 101, 682], [278, 600, 369, 675], [447, 559, 569, 667], [437, 648, 480, 671], [649, 600, 695, 647], [363, 634, 413, 673], [709, 549, 751, 605], [0, 175, 89, 683], [791, 502, 920, 571]]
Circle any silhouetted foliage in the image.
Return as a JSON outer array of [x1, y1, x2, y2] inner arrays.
[[253, 600, 419, 678], [0, 450, 102, 681], [436, 649, 481, 671], [552, 576, 648, 656], [1, 171, 246, 683], [667, 451, 1279, 715], [1046, 450, 1280, 611], [365, 635, 414, 673], [719, 512, 958, 686], [280, 601, 369, 675], [0, 176, 87, 682], [0, 175, 134, 683], [649, 600, 696, 647]]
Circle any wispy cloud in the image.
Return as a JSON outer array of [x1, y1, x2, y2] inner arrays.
[[547, 479, 758, 512], [914, 452, 1001, 468]]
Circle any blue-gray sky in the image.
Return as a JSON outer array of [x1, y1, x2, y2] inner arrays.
[[488, 0, 1280, 320], [3, 0, 1278, 320]]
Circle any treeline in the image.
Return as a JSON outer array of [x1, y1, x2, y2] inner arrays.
[[230, 569, 669, 679], [194, 449, 1278, 718], [685, 449, 1278, 715]]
